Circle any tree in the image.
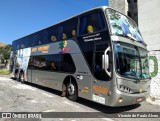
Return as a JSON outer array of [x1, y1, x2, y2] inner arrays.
[[0, 44, 12, 64]]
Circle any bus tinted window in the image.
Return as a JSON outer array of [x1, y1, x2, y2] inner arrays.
[[38, 31, 44, 45], [48, 25, 59, 42], [33, 56, 45, 70], [33, 33, 39, 46], [43, 30, 49, 44], [12, 40, 18, 50], [32, 54, 75, 73], [33, 54, 61, 71], [21, 37, 29, 48], [28, 57, 33, 69], [60, 18, 78, 40], [61, 54, 75, 73], [79, 11, 105, 35], [48, 54, 61, 71]]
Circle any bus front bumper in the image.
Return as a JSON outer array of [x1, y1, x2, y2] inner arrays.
[[108, 90, 149, 107]]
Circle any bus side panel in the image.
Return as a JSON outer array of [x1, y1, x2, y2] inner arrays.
[[43, 72, 67, 91], [27, 68, 32, 83], [31, 70, 64, 91], [71, 53, 93, 100]]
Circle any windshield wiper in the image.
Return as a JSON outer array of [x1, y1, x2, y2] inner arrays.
[[131, 71, 140, 83], [123, 71, 140, 83]]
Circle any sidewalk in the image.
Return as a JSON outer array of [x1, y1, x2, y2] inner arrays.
[[0, 74, 11, 78], [146, 97, 160, 106]]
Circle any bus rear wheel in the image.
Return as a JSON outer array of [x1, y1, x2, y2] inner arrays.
[[14, 72, 19, 81], [19, 72, 25, 83], [66, 81, 78, 101]]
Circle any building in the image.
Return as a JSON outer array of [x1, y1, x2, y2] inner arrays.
[[138, 0, 160, 100], [109, 0, 138, 24], [109, 0, 160, 100]]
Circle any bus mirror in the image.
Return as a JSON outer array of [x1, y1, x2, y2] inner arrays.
[[102, 46, 111, 77]]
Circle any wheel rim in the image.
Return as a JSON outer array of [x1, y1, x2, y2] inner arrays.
[[68, 83, 75, 95], [15, 73, 18, 78], [20, 73, 24, 82]]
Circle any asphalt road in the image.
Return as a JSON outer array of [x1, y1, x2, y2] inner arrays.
[[0, 76, 160, 121]]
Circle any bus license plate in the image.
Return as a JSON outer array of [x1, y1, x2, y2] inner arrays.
[[136, 97, 143, 102]]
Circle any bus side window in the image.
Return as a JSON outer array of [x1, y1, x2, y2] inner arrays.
[[61, 54, 75, 73], [48, 25, 59, 42], [43, 30, 49, 44], [38, 31, 44, 45], [87, 25, 94, 33], [33, 34, 39, 46], [63, 33, 67, 40], [72, 30, 76, 37], [60, 17, 78, 40], [79, 11, 105, 35], [51, 35, 57, 42]]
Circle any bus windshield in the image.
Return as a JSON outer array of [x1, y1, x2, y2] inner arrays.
[[106, 8, 143, 42], [114, 42, 150, 80]]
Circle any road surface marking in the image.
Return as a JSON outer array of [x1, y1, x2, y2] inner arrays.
[[12, 84, 36, 90], [0, 77, 12, 81], [0, 83, 5, 85], [43, 109, 56, 112], [41, 101, 47, 103], [42, 92, 54, 97], [63, 101, 79, 108], [101, 118, 114, 121], [31, 100, 38, 103]]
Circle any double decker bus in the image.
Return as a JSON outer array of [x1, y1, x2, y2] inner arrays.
[[10, 6, 151, 107]]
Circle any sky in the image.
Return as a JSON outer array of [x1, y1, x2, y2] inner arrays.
[[0, 0, 108, 44]]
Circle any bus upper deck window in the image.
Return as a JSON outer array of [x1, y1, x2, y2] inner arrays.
[[51, 35, 57, 42], [72, 30, 76, 37], [87, 25, 94, 33], [63, 33, 67, 40], [60, 17, 78, 40], [79, 11, 105, 35], [48, 25, 59, 43]]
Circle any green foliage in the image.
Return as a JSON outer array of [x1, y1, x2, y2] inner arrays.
[[149, 56, 158, 77], [0, 44, 12, 63], [0, 69, 10, 75]]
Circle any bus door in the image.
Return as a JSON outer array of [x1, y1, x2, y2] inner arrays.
[[91, 42, 111, 105]]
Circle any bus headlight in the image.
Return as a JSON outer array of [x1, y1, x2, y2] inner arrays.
[[117, 85, 133, 94]]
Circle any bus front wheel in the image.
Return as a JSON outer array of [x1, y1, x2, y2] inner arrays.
[[66, 81, 78, 101]]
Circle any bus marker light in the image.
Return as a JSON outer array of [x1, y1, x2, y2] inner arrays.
[[84, 87, 89, 93], [118, 97, 123, 103], [136, 97, 143, 102]]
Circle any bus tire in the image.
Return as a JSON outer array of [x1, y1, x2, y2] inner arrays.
[[19, 72, 25, 83], [66, 81, 78, 101], [14, 71, 19, 81]]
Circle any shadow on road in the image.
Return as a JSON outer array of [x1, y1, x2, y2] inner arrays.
[[77, 97, 141, 114], [11, 78, 141, 114]]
